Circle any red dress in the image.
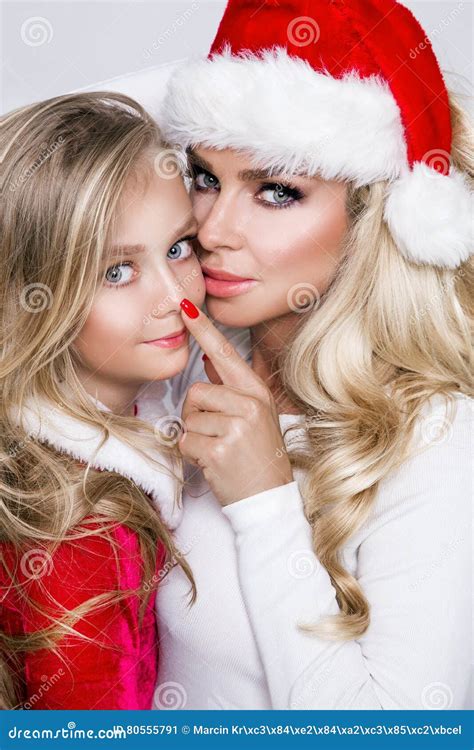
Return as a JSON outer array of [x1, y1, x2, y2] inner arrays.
[[0, 523, 166, 709]]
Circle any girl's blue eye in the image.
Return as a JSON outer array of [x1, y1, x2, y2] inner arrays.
[[257, 183, 304, 207], [192, 168, 220, 191], [167, 238, 195, 261], [104, 262, 134, 287]]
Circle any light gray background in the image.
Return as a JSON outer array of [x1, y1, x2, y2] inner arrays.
[[1, 0, 472, 114], [0, 0, 472, 711]]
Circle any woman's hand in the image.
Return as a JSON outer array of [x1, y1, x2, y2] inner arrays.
[[177, 299, 293, 506]]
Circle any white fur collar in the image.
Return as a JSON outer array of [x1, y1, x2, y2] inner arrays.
[[13, 380, 183, 530]]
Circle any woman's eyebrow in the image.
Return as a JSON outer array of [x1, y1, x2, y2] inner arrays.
[[188, 150, 212, 172], [188, 150, 274, 182], [238, 168, 275, 182]]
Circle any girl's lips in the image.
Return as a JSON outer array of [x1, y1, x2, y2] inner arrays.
[[144, 330, 188, 348]]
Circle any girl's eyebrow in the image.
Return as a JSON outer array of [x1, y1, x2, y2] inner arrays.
[[106, 220, 198, 259], [105, 243, 146, 259]]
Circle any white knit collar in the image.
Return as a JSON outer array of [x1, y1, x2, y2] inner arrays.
[[13, 380, 183, 530]]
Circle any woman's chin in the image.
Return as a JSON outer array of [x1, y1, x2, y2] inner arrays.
[[205, 295, 269, 329]]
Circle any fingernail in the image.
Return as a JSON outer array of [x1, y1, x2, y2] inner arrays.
[[180, 298, 199, 319], [202, 353, 208, 361]]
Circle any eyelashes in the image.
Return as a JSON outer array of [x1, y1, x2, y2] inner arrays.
[[104, 261, 135, 288], [190, 165, 305, 209], [258, 182, 305, 209], [103, 237, 198, 289]]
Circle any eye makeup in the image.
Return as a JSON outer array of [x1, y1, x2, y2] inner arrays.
[[190, 164, 305, 210]]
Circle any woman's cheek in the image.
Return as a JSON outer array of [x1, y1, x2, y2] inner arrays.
[[245, 217, 344, 315]]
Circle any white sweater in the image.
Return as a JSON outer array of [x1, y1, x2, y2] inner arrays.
[[142, 326, 473, 711]]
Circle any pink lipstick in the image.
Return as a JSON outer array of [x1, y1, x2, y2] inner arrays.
[[201, 265, 258, 298], [144, 329, 188, 348]]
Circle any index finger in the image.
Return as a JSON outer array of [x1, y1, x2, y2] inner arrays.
[[179, 298, 260, 392]]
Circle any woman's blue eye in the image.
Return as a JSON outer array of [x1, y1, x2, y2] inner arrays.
[[193, 168, 219, 191], [258, 183, 303, 207], [104, 262, 134, 287], [167, 239, 195, 261], [191, 166, 302, 209]]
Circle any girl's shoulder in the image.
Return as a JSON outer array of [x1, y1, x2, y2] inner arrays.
[[0, 520, 166, 621]]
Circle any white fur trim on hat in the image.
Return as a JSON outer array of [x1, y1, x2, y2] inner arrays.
[[162, 46, 473, 268], [384, 162, 473, 269], [161, 46, 407, 186]]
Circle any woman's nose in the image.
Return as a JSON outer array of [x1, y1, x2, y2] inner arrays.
[[197, 193, 244, 253]]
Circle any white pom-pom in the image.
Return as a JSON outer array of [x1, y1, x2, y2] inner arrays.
[[383, 161, 472, 268]]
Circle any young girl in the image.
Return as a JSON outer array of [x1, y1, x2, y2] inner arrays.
[[0, 91, 205, 709], [145, 0, 473, 709]]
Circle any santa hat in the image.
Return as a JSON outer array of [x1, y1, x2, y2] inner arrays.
[[161, 0, 472, 269]]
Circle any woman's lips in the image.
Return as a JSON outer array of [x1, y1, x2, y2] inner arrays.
[[202, 265, 258, 298], [144, 329, 188, 348]]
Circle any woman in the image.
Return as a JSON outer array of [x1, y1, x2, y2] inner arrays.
[[146, 0, 472, 710]]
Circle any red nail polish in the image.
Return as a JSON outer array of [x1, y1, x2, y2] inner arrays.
[[180, 298, 199, 319], [202, 353, 209, 361]]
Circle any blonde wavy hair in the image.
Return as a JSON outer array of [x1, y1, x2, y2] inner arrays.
[[281, 89, 473, 641], [0, 92, 196, 709]]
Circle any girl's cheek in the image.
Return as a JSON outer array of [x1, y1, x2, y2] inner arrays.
[[179, 257, 207, 304], [88, 293, 141, 339]]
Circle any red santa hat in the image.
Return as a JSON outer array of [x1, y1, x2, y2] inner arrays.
[[162, 0, 472, 269]]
